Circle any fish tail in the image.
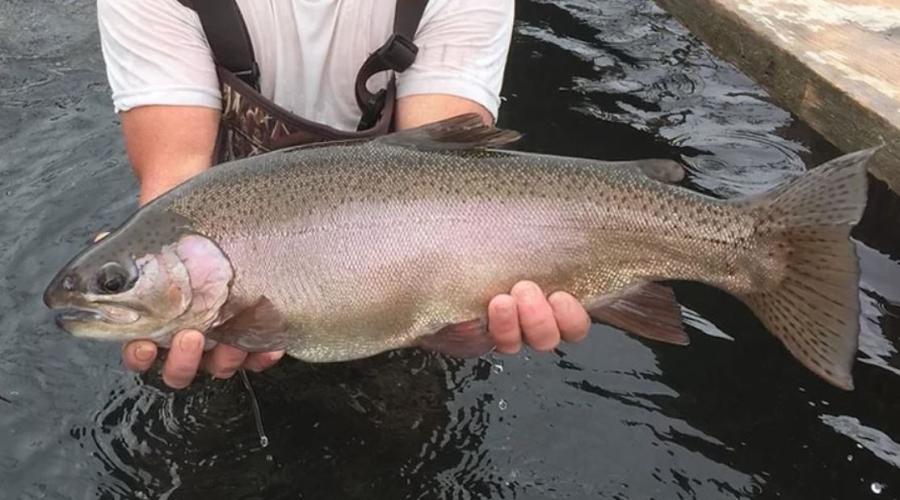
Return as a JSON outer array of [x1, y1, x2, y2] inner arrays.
[[737, 148, 876, 390]]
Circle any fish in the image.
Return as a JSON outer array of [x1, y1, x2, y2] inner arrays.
[[43, 114, 874, 390]]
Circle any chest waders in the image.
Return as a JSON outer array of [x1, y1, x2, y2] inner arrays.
[[178, 0, 427, 164]]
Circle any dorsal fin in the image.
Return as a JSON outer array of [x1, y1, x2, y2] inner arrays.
[[378, 113, 522, 151]]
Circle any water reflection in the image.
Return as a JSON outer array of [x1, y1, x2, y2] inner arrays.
[[821, 415, 900, 469]]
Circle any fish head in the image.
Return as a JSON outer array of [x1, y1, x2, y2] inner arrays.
[[44, 216, 233, 345]]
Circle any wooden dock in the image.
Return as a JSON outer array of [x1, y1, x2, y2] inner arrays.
[[655, 0, 900, 192]]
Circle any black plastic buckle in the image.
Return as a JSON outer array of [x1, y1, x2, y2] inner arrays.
[[375, 34, 419, 72], [358, 88, 387, 131], [232, 61, 261, 89]]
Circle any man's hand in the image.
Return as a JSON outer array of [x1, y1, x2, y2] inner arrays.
[[122, 334, 284, 388], [488, 281, 591, 353]]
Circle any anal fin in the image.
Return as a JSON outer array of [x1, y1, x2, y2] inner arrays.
[[586, 282, 689, 345], [416, 318, 494, 357]]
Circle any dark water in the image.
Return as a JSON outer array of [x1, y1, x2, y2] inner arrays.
[[1, 0, 898, 498]]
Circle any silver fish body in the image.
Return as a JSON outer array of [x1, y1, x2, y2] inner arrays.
[[44, 115, 873, 389]]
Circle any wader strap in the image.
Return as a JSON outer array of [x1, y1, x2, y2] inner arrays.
[[355, 0, 428, 130], [178, 0, 260, 90]]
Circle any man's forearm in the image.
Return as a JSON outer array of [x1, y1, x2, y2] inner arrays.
[[120, 105, 221, 205], [395, 94, 494, 130]]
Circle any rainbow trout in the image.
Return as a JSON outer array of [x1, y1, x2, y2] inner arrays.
[[44, 115, 873, 389]]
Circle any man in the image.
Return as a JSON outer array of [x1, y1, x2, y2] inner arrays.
[[97, 0, 593, 389]]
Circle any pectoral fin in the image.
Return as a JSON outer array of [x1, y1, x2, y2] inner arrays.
[[208, 296, 289, 351], [416, 318, 494, 357], [586, 282, 689, 345]]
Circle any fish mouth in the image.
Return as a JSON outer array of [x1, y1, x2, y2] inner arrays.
[[52, 305, 140, 327], [55, 308, 102, 323]]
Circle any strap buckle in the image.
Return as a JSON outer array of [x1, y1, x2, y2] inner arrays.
[[355, 33, 419, 130], [374, 34, 419, 72], [357, 88, 388, 131], [232, 61, 261, 89]]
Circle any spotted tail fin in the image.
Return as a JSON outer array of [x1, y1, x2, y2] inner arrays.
[[738, 148, 875, 390]]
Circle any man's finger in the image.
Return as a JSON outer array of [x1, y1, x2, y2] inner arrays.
[[488, 293, 521, 353], [548, 291, 591, 343], [122, 340, 157, 372], [511, 281, 560, 352], [243, 351, 285, 373], [162, 330, 204, 389], [204, 344, 248, 379]]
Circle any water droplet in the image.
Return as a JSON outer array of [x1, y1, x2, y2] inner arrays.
[[266, 454, 274, 462], [492, 363, 504, 374], [846, 454, 853, 462], [498, 399, 508, 411], [259, 436, 269, 448], [871, 482, 885, 495]]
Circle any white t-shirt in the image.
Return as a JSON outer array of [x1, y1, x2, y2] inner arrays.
[[97, 0, 514, 131]]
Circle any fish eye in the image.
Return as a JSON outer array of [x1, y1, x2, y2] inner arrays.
[[96, 262, 132, 295]]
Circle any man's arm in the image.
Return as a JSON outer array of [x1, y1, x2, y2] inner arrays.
[[123, 106, 219, 204], [395, 94, 494, 128]]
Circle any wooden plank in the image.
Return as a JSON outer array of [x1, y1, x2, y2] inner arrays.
[[655, 0, 900, 192]]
